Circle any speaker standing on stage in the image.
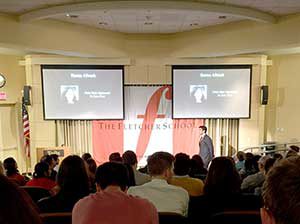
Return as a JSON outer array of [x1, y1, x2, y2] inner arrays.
[[199, 125, 214, 168]]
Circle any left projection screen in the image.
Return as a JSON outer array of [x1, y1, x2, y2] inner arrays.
[[42, 65, 124, 120]]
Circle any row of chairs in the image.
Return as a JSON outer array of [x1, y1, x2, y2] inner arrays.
[[21, 187, 262, 224], [40, 211, 261, 224]]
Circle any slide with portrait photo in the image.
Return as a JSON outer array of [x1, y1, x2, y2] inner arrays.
[[42, 65, 124, 120], [173, 66, 251, 118]]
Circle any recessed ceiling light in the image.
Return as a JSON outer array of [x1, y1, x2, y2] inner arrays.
[[66, 14, 79, 18], [219, 15, 227, 19], [190, 23, 199, 26], [144, 22, 153, 25], [99, 22, 108, 26]]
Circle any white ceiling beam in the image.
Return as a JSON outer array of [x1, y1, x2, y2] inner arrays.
[[19, 0, 277, 24]]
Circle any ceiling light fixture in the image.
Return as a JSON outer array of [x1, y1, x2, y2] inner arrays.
[[66, 14, 79, 18], [99, 22, 108, 26]]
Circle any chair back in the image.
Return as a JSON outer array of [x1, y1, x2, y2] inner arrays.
[[210, 210, 261, 224], [159, 212, 187, 224], [20, 186, 51, 203], [40, 212, 72, 224]]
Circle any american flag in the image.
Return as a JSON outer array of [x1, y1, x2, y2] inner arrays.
[[22, 102, 30, 157]]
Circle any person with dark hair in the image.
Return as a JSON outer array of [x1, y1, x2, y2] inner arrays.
[[81, 153, 92, 162], [38, 155, 90, 213], [0, 174, 42, 224], [109, 152, 123, 162], [3, 157, 26, 186], [254, 158, 277, 195], [273, 153, 283, 161], [198, 125, 214, 168], [189, 155, 208, 180], [50, 154, 60, 172], [189, 157, 261, 224], [26, 162, 56, 190], [85, 158, 97, 191], [122, 150, 150, 185], [73, 162, 158, 224], [261, 156, 300, 224], [241, 155, 270, 193], [128, 151, 189, 216], [40, 155, 57, 181], [204, 157, 241, 195], [170, 153, 204, 196], [235, 151, 245, 171], [239, 152, 257, 179]]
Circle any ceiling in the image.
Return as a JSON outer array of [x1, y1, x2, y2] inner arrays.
[[1, 0, 300, 33]]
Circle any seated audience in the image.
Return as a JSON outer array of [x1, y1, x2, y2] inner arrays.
[[40, 155, 57, 181], [286, 149, 298, 158], [0, 161, 4, 175], [189, 155, 207, 180], [26, 162, 56, 190], [170, 153, 204, 196], [235, 151, 245, 171], [38, 155, 90, 213], [122, 150, 150, 185], [124, 163, 136, 187], [50, 154, 60, 172], [109, 152, 123, 162], [289, 145, 300, 153], [273, 153, 283, 161], [254, 158, 277, 195], [85, 158, 97, 191], [239, 152, 257, 179], [3, 157, 26, 186], [241, 155, 269, 193], [189, 157, 262, 224], [204, 157, 241, 196], [73, 162, 158, 224], [0, 174, 42, 224], [261, 156, 300, 224], [81, 153, 92, 162], [128, 151, 189, 216]]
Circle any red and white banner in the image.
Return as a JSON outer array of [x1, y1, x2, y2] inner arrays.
[[92, 85, 204, 165]]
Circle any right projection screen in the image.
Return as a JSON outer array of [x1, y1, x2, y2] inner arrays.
[[172, 65, 252, 119]]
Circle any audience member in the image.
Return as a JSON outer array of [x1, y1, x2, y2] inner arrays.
[[261, 156, 300, 224], [273, 153, 283, 161], [81, 153, 92, 162], [3, 157, 26, 186], [40, 155, 57, 181], [204, 157, 241, 195], [124, 163, 136, 187], [0, 160, 4, 175], [289, 145, 300, 153], [241, 155, 269, 193], [50, 154, 60, 172], [170, 153, 204, 196], [122, 150, 150, 185], [189, 155, 208, 180], [73, 162, 158, 224], [38, 155, 90, 213], [286, 149, 298, 158], [254, 158, 277, 195], [189, 157, 261, 224], [239, 152, 257, 179], [26, 162, 57, 190], [85, 158, 97, 191], [0, 174, 42, 224], [235, 151, 245, 171], [109, 152, 123, 162], [128, 151, 189, 216]]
